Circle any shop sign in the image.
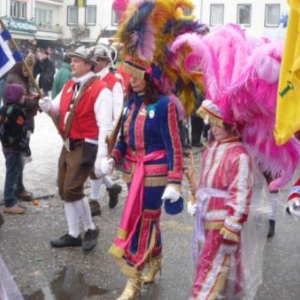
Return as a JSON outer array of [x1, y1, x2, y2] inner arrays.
[[2, 17, 37, 33]]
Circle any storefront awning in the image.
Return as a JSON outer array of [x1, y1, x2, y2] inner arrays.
[[35, 31, 60, 41]]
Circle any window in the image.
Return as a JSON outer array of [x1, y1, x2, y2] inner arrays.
[[67, 6, 78, 25], [237, 4, 251, 27], [210, 4, 224, 26], [85, 5, 96, 25], [111, 8, 119, 26], [35, 8, 53, 26], [265, 4, 280, 27], [10, 0, 27, 19]]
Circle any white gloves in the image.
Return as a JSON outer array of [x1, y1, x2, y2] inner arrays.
[[287, 198, 300, 219], [39, 97, 52, 112], [187, 201, 197, 216], [93, 157, 103, 179], [161, 185, 181, 203], [100, 157, 115, 175]]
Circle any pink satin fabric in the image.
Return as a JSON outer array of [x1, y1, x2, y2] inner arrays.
[[113, 149, 167, 253]]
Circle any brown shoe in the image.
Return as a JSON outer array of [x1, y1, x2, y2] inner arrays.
[[3, 205, 25, 214], [17, 203, 28, 211], [107, 183, 122, 209], [17, 190, 33, 202]]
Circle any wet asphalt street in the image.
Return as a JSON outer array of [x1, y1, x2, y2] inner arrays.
[[1, 113, 300, 300]]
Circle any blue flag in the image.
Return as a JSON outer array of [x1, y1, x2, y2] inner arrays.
[[0, 29, 22, 78]]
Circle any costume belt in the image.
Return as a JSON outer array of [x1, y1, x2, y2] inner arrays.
[[195, 188, 229, 243], [115, 149, 167, 252]]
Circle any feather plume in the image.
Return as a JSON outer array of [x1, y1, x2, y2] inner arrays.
[[113, 0, 130, 18], [223, 40, 300, 190]]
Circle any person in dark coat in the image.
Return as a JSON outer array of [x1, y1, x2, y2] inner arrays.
[[4, 52, 38, 201], [0, 84, 31, 214], [38, 49, 55, 96]]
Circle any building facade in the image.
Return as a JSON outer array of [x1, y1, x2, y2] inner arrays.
[[0, 0, 290, 50], [193, 0, 289, 40]]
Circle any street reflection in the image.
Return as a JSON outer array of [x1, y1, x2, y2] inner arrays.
[[24, 265, 109, 300]]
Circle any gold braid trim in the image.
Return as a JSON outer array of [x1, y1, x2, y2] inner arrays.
[[220, 226, 240, 242], [123, 173, 168, 186], [108, 244, 125, 258], [123, 63, 146, 80], [117, 228, 127, 239], [204, 221, 223, 230]]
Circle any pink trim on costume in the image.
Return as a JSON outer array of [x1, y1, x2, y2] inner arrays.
[[112, 150, 167, 256]]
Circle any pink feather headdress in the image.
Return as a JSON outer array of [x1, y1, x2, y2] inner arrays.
[[169, 23, 300, 190], [223, 40, 300, 190]]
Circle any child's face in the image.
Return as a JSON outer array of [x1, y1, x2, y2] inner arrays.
[[210, 123, 232, 141]]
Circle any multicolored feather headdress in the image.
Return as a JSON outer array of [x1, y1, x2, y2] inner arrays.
[[113, 0, 205, 114]]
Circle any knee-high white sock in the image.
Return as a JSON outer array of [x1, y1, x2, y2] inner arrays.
[[73, 198, 96, 231], [64, 202, 80, 238], [90, 178, 103, 200], [103, 175, 113, 188]]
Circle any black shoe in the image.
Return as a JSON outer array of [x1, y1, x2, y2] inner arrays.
[[267, 220, 275, 238], [89, 199, 101, 217], [83, 226, 100, 252], [50, 234, 82, 248], [107, 184, 122, 208]]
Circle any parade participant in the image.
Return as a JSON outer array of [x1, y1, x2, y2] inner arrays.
[[0, 84, 30, 214], [170, 26, 284, 300], [38, 46, 112, 252], [104, 0, 203, 297], [101, 57, 184, 300], [51, 54, 72, 99], [4, 52, 38, 201], [186, 100, 268, 300], [286, 176, 300, 219], [88, 44, 123, 216]]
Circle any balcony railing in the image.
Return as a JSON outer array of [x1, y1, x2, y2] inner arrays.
[[37, 0, 63, 3], [37, 23, 62, 33]]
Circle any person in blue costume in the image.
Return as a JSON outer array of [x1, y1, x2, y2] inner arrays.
[[101, 57, 184, 300]]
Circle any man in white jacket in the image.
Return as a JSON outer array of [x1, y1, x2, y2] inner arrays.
[[39, 46, 112, 251], [88, 44, 123, 216]]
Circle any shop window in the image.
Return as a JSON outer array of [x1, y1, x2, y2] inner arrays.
[[85, 5, 97, 25], [67, 6, 78, 26], [10, 0, 27, 19], [210, 4, 224, 26], [265, 4, 280, 27], [237, 4, 252, 27]]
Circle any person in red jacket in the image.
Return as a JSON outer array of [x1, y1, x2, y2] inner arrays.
[[38, 46, 113, 252], [87, 44, 124, 216]]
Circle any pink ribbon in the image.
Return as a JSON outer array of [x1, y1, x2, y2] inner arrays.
[[114, 149, 167, 252]]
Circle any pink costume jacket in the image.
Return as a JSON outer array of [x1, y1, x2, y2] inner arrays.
[[191, 137, 253, 300]]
